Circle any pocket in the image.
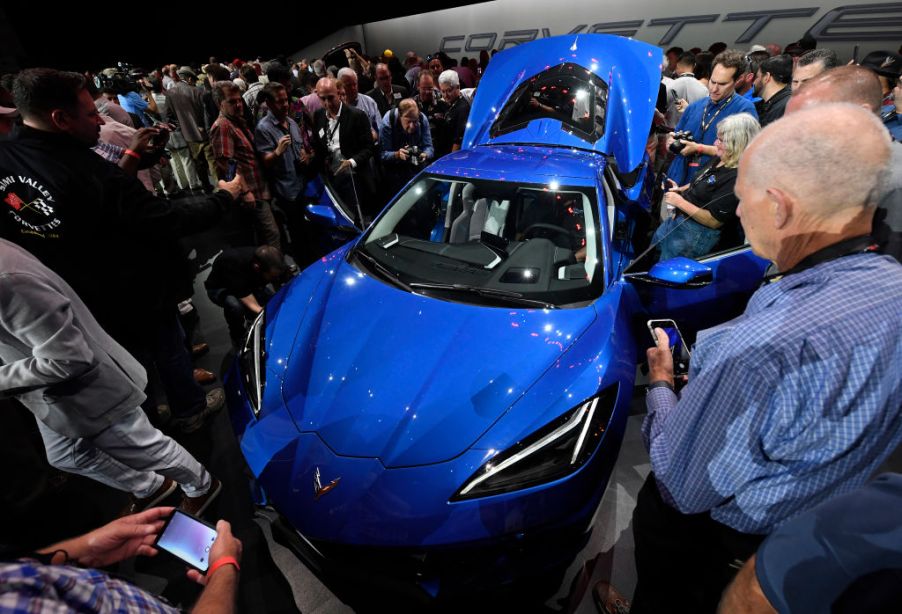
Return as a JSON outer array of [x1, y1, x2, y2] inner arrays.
[[42, 361, 139, 420]]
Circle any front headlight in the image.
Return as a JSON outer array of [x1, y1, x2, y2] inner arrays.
[[451, 385, 618, 501], [239, 311, 266, 417]]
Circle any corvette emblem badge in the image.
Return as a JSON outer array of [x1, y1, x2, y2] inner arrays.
[[313, 467, 341, 500]]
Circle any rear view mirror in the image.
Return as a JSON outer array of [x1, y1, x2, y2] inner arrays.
[[306, 204, 339, 227]]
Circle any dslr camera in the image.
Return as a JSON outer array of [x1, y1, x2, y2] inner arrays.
[[669, 130, 695, 155], [404, 146, 422, 167]]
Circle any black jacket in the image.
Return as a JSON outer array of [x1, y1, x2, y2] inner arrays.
[[312, 106, 375, 177], [0, 126, 234, 343], [756, 86, 791, 128], [366, 84, 410, 117]]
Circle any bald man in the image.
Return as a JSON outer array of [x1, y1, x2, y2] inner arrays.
[[787, 65, 902, 262], [311, 77, 376, 221], [632, 105, 902, 614]]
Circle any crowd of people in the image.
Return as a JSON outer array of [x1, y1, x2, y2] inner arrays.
[[0, 33, 900, 614]]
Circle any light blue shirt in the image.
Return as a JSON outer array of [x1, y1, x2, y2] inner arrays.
[[350, 93, 382, 134], [117, 91, 150, 127], [644, 251, 902, 533]]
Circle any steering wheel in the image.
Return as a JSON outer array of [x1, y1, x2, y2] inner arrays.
[[521, 223, 573, 243]]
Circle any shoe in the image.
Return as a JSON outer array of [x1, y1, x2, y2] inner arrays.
[[170, 388, 226, 433], [593, 581, 631, 614], [191, 342, 210, 358], [121, 477, 178, 517], [193, 368, 216, 385], [179, 478, 222, 516]]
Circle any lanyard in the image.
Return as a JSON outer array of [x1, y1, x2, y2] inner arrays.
[[763, 235, 878, 284], [700, 94, 733, 135]]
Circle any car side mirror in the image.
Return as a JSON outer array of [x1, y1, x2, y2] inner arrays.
[[306, 204, 339, 227], [628, 257, 713, 287]]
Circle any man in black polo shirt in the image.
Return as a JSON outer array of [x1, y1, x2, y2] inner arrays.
[[754, 55, 793, 127], [205, 245, 286, 346], [415, 71, 451, 158], [438, 70, 470, 153]]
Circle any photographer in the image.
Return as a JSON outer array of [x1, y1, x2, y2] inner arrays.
[[0, 507, 242, 613], [666, 50, 758, 185], [653, 113, 759, 261], [379, 98, 433, 195]]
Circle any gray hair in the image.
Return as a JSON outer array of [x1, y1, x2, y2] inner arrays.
[[438, 69, 459, 88], [312, 59, 326, 77], [797, 49, 839, 71], [211, 80, 240, 107], [745, 103, 891, 215], [716, 113, 760, 168], [336, 67, 358, 81]]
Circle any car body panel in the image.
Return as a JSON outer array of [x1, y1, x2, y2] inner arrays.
[[278, 253, 598, 468], [463, 34, 661, 174]]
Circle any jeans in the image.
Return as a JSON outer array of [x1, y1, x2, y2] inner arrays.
[[653, 214, 722, 261], [37, 406, 212, 499], [150, 312, 208, 419]]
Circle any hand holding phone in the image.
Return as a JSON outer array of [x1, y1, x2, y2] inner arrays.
[[154, 510, 218, 571], [224, 158, 239, 182], [647, 319, 691, 379], [186, 519, 243, 585]]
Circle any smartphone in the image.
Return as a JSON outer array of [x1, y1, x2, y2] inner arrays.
[[224, 158, 238, 181], [647, 319, 691, 376], [155, 510, 218, 571]]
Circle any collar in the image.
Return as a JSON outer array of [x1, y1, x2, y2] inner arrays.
[[14, 124, 90, 150], [327, 102, 343, 121], [708, 94, 733, 109], [676, 72, 696, 78], [765, 86, 791, 105], [764, 235, 878, 283]]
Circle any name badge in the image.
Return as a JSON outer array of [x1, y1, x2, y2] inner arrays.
[[393, 92, 402, 100], [318, 128, 325, 138]]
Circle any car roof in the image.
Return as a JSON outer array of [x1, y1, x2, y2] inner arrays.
[[426, 144, 602, 187], [463, 34, 660, 174]]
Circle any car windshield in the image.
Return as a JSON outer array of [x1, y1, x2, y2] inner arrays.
[[354, 175, 603, 307]]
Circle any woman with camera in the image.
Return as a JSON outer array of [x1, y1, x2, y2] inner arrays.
[[652, 112, 760, 261]]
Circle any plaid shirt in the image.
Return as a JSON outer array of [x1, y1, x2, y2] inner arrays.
[[0, 560, 179, 613], [643, 252, 902, 534], [210, 114, 269, 201]]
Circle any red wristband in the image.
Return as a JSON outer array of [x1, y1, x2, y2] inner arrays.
[[123, 148, 141, 160], [206, 556, 240, 578]]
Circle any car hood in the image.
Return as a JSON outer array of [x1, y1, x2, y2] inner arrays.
[[463, 34, 661, 174], [278, 256, 597, 468]]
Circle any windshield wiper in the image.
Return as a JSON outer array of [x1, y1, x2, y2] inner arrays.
[[353, 249, 413, 293], [408, 282, 556, 309]]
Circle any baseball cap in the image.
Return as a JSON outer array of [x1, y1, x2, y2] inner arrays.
[[859, 51, 902, 78]]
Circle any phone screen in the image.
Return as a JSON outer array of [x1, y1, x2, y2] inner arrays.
[[225, 159, 238, 182], [155, 510, 217, 571], [648, 319, 690, 376]]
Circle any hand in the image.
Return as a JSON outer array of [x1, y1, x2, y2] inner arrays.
[[678, 141, 699, 156], [298, 148, 311, 164], [675, 98, 688, 112], [336, 159, 353, 174], [663, 191, 685, 210], [217, 172, 244, 199], [647, 327, 674, 386], [275, 134, 292, 156], [70, 506, 173, 568], [186, 520, 243, 585], [127, 128, 157, 155], [397, 148, 409, 161]]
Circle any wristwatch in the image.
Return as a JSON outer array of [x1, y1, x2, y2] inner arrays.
[[646, 380, 674, 393]]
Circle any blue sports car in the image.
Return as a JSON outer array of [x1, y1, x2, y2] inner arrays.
[[226, 34, 768, 599]]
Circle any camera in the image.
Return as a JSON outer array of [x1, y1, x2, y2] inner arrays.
[[405, 146, 421, 167], [669, 130, 695, 155]]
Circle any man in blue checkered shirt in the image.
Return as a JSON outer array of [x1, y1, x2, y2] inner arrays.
[[628, 104, 902, 614]]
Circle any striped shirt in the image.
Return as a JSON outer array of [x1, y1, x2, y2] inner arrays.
[[644, 251, 902, 533]]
